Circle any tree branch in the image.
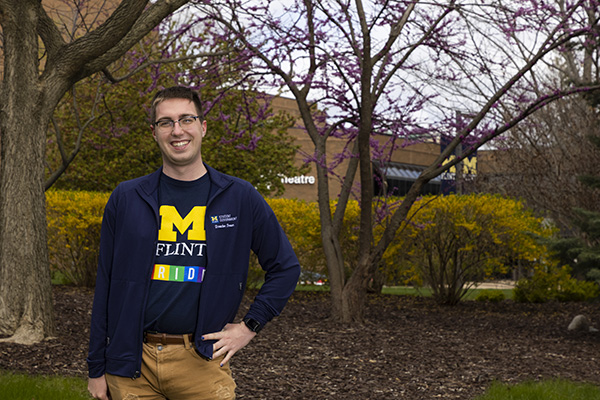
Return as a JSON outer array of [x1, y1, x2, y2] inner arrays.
[[45, 85, 105, 190], [102, 51, 233, 83], [79, 0, 190, 79], [35, 2, 66, 59]]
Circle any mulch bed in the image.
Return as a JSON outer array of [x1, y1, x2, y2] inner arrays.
[[1, 286, 599, 399]]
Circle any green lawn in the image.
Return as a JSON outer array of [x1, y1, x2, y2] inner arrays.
[[295, 283, 331, 292], [474, 379, 600, 400], [297, 284, 515, 300], [3, 371, 599, 400], [0, 371, 89, 400], [381, 285, 515, 300]]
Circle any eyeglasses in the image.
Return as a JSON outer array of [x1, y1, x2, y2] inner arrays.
[[153, 116, 201, 131]]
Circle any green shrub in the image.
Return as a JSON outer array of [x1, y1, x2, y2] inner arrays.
[[475, 289, 506, 303], [46, 190, 109, 287], [514, 265, 600, 303]]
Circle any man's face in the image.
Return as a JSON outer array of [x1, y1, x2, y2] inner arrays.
[[151, 98, 207, 176]]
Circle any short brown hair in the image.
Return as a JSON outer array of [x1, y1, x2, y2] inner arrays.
[[150, 86, 203, 123]]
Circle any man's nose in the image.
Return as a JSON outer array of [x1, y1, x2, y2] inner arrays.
[[171, 121, 184, 134]]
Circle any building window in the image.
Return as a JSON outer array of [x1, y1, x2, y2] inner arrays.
[[373, 162, 441, 197]]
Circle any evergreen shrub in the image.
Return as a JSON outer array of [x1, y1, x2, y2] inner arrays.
[[514, 265, 599, 303], [475, 289, 506, 302]]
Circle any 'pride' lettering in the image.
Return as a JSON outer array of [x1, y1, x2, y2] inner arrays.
[[151, 264, 205, 283]]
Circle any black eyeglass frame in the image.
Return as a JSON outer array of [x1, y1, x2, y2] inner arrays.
[[153, 115, 202, 129]]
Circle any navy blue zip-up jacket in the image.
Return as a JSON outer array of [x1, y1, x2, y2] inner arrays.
[[87, 165, 300, 379]]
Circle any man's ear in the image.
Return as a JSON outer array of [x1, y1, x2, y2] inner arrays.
[[151, 126, 157, 141], [201, 120, 207, 137]]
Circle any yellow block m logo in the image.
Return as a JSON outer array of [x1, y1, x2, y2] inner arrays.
[[158, 206, 206, 242]]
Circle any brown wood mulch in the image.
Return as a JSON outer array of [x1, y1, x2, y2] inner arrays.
[[1, 286, 599, 399]]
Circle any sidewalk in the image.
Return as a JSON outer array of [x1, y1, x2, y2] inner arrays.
[[472, 280, 515, 289]]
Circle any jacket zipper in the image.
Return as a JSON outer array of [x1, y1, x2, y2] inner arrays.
[[132, 184, 161, 379]]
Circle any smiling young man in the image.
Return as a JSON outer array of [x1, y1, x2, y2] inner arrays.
[[87, 86, 300, 400], [151, 96, 207, 180]]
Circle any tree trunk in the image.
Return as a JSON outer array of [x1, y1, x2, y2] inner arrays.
[[341, 260, 369, 323], [315, 148, 347, 321], [0, 1, 55, 343], [322, 229, 368, 324], [0, 0, 190, 344], [322, 228, 346, 321], [0, 141, 55, 342]]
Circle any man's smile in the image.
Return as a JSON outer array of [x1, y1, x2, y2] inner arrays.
[[172, 140, 190, 148]]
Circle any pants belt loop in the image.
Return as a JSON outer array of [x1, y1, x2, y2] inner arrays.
[[183, 333, 193, 349]]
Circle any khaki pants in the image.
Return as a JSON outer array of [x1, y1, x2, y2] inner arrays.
[[106, 335, 236, 400]]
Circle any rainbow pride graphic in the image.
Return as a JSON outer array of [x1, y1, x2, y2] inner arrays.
[[151, 264, 205, 283]]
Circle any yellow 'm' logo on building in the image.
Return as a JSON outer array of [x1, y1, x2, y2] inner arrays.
[[158, 206, 206, 242]]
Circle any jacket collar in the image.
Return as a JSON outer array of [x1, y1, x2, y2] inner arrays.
[[137, 167, 162, 198], [137, 164, 233, 199], [204, 164, 233, 191]]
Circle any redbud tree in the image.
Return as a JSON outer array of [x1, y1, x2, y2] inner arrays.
[[195, 0, 600, 322]]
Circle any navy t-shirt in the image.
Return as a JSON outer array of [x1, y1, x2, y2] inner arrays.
[[144, 172, 210, 334]]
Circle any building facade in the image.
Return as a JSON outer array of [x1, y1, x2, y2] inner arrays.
[[271, 95, 482, 201]]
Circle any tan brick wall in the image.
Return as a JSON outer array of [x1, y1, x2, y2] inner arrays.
[[271, 96, 459, 201]]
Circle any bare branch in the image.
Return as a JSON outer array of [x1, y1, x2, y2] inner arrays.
[[35, 2, 66, 59], [45, 84, 105, 190], [102, 51, 232, 83]]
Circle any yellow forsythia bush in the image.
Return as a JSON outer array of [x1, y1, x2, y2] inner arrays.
[[266, 198, 363, 281], [384, 193, 555, 304], [46, 189, 551, 298], [45, 192, 329, 288], [46, 190, 110, 287], [266, 198, 324, 275]]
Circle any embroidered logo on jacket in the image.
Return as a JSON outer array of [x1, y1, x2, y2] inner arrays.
[[210, 213, 238, 229]]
